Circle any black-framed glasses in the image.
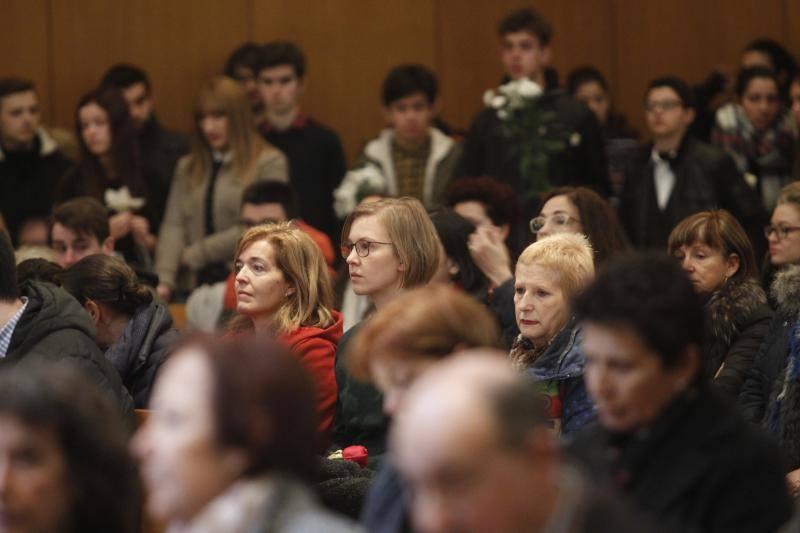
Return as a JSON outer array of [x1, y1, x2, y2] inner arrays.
[[529, 214, 581, 234], [341, 239, 393, 258], [764, 225, 800, 240]]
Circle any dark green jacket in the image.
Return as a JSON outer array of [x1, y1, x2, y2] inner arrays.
[[333, 322, 389, 460]]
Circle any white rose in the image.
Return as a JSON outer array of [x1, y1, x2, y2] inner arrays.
[[497, 109, 509, 120], [517, 78, 543, 98], [498, 79, 517, 96], [490, 95, 508, 109], [483, 89, 496, 107], [506, 91, 525, 110]]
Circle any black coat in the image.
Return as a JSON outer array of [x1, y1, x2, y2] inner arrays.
[[7, 282, 134, 418], [104, 302, 178, 408], [703, 278, 772, 397], [261, 117, 346, 243], [569, 386, 793, 533], [459, 89, 610, 217], [0, 132, 72, 246], [738, 264, 800, 470], [620, 136, 763, 249]]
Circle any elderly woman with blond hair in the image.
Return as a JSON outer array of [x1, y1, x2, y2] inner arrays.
[[511, 232, 596, 436], [230, 221, 342, 442]]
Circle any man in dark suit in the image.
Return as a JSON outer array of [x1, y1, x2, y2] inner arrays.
[[620, 76, 762, 249]]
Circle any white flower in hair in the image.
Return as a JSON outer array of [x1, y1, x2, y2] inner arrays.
[[105, 186, 145, 213]]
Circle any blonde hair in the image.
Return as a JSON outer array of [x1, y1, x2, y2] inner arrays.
[[233, 222, 334, 334], [516, 233, 595, 298], [777, 181, 800, 212], [340, 197, 439, 288], [347, 284, 502, 381], [188, 76, 269, 187]]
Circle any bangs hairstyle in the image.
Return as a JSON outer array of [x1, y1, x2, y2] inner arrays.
[[667, 210, 757, 284], [517, 233, 595, 299], [233, 222, 334, 334], [347, 284, 502, 381], [188, 76, 267, 187], [341, 197, 440, 288]]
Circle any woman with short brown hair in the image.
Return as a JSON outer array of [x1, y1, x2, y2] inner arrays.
[[668, 210, 769, 396], [346, 284, 502, 533], [132, 335, 358, 532]]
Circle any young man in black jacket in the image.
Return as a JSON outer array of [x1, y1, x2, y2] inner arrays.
[[0, 78, 72, 247], [256, 41, 346, 244], [459, 7, 610, 216]]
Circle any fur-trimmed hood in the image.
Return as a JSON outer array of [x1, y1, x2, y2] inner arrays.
[[770, 264, 800, 319], [707, 278, 768, 348]]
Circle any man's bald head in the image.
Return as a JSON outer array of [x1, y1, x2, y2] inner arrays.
[[395, 349, 545, 447], [392, 349, 556, 533]]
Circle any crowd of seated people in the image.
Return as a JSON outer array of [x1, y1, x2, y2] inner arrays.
[[4, 5, 800, 532]]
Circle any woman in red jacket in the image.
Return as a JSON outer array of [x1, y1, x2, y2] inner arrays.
[[230, 222, 342, 442]]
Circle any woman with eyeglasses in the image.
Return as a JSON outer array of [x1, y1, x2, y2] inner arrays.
[[334, 197, 440, 460], [485, 187, 629, 346], [740, 181, 800, 497], [533, 187, 630, 264], [712, 67, 795, 211], [229, 222, 342, 444], [667, 210, 770, 398]]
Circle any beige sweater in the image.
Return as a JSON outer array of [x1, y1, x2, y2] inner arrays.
[[155, 146, 288, 290]]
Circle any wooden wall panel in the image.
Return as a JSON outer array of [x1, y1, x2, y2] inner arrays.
[[2, 0, 800, 164], [435, 0, 614, 133], [253, 0, 437, 163], [612, 0, 785, 136], [0, 0, 52, 122], [785, 1, 800, 64], [49, 0, 251, 135]]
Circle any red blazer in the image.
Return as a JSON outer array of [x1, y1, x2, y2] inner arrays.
[[277, 310, 343, 444]]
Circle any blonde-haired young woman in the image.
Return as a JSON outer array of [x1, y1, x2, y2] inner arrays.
[[335, 197, 440, 458], [155, 76, 287, 300]]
